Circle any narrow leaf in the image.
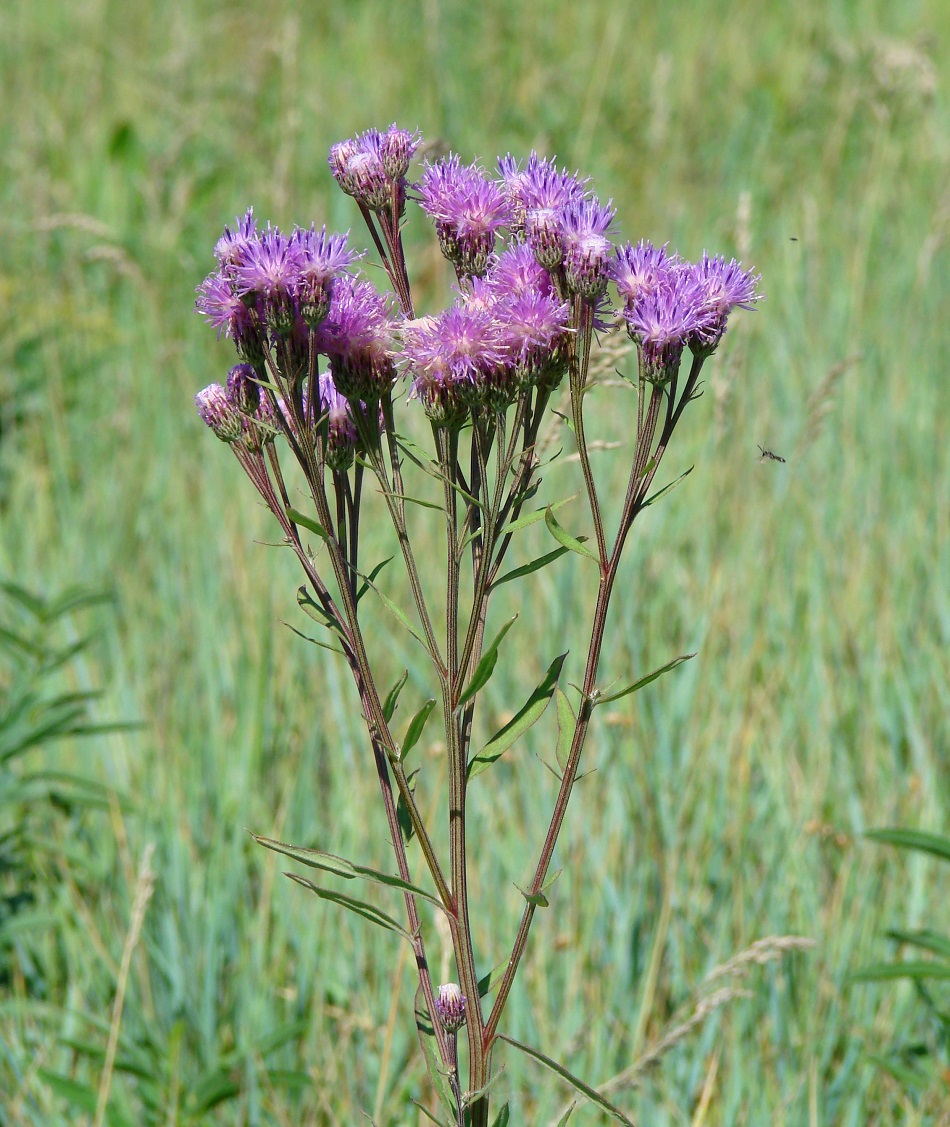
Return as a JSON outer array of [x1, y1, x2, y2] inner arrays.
[[383, 670, 410, 722], [356, 556, 395, 604], [283, 873, 414, 939], [457, 616, 518, 708], [502, 494, 579, 536], [544, 507, 598, 560], [402, 699, 437, 760], [851, 961, 950, 982], [490, 1103, 510, 1127], [254, 836, 443, 909], [491, 546, 571, 589], [594, 653, 695, 706], [382, 490, 445, 513], [643, 464, 694, 507], [866, 828, 950, 863], [286, 507, 332, 542], [477, 961, 508, 998], [397, 770, 419, 844], [554, 688, 576, 773], [296, 586, 346, 638], [885, 928, 950, 960], [469, 653, 567, 780], [282, 621, 344, 656], [516, 868, 562, 909], [556, 1106, 576, 1127], [496, 1034, 635, 1125]]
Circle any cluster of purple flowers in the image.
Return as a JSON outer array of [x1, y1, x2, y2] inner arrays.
[[195, 124, 762, 458]]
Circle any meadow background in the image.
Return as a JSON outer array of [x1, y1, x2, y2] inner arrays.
[[2, 0, 949, 1123]]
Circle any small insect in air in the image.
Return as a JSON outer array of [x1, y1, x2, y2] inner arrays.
[[789, 236, 798, 241], [757, 444, 786, 463]]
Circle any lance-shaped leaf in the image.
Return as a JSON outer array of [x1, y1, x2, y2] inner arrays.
[[516, 868, 562, 909], [356, 556, 394, 604], [544, 507, 598, 560], [286, 506, 332, 542], [643, 464, 694, 507], [415, 985, 457, 1126], [381, 489, 445, 513], [468, 653, 567, 780], [282, 620, 344, 657], [284, 872, 414, 939], [851, 961, 950, 983], [254, 835, 444, 910], [397, 769, 419, 844], [393, 432, 483, 508], [456, 616, 518, 709], [359, 575, 431, 654], [491, 546, 572, 590], [554, 688, 577, 774], [884, 928, 950, 960], [865, 828, 950, 863], [477, 961, 508, 999], [496, 1034, 635, 1126], [296, 586, 347, 639], [593, 653, 695, 707], [490, 1104, 511, 1127], [501, 493, 579, 537], [402, 698, 437, 761], [383, 670, 409, 722], [556, 1106, 576, 1126]]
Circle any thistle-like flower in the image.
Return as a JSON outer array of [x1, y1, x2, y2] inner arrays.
[[417, 156, 512, 278], [622, 270, 708, 384], [611, 240, 676, 305], [292, 225, 359, 328], [316, 275, 398, 402], [687, 253, 762, 356], [435, 983, 467, 1033], [195, 383, 244, 444], [560, 196, 616, 300]]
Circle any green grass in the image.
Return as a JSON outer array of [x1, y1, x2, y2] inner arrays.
[[2, 0, 949, 1122]]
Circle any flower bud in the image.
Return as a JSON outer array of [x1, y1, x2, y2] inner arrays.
[[195, 384, 244, 443], [435, 983, 467, 1033]]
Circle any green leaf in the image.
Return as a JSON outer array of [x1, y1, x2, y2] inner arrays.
[[296, 586, 346, 638], [254, 836, 443, 909], [282, 620, 344, 656], [594, 652, 695, 706], [516, 868, 562, 909], [383, 670, 409, 722], [364, 583, 430, 652], [851, 961, 950, 983], [491, 546, 571, 589], [415, 985, 457, 1124], [556, 1106, 576, 1126], [457, 616, 518, 709], [356, 556, 395, 604], [284, 873, 414, 939], [402, 699, 437, 760], [490, 1103, 511, 1127], [554, 688, 576, 773], [496, 1034, 635, 1125], [477, 961, 508, 998], [502, 494, 579, 536], [382, 490, 445, 513], [866, 828, 950, 863], [397, 771, 419, 844], [392, 432, 482, 508], [286, 507, 332, 542], [191, 1069, 242, 1113], [884, 928, 950, 960], [544, 507, 598, 560], [643, 464, 694, 506], [469, 653, 567, 780]]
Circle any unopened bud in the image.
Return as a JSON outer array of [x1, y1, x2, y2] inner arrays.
[[435, 983, 467, 1033]]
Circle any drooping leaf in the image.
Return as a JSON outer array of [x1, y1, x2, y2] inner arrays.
[[286, 507, 332, 542], [282, 620, 345, 656], [38, 1072, 136, 1127], [594, 653, 695, 706], [382, 490, 445, 513], [469, 654, 567, 780], [402, 699, 437, 761], [457, 616, 518, 709], [491, 546, 572, 589], [392, 432, 482, 508], [383, 670, 410, 722], [643, 464, 694, 507], [296, 586, 347, 638], [415, 985, 457, 1124], [851, 961, 950, 983], [254, 836, 443, 909], [496, 1035, 635, 1125], [365, 582, 430, 653], [554, 688, 576, 774], [501, 494, 579, 537], [865, 828, 950, 863], [283, 873, 413, 939], [356, 556, 395, 604], [544, 507, 598, 560]]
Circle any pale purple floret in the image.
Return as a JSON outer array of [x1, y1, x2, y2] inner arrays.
[[622, 271, 708, 382], [213, 209, 258, 268], [195, 270, 266, 367], [560, 196, 616, 299], [497, 153, 589, 234], [611, 240, 676, 304], [328, 129, 392, 212], [232, 226, 302, 303], [485, 243, 556, 299], [379, 123, 422, 180], [196, 383, 244, 444], [417, 156, 513, 277], [292, 225, 360, 326], [688, 254, 762, 355], [435, 983, 467, 1033], [318, 369, 360, 469], [316, 275, 398, 401]]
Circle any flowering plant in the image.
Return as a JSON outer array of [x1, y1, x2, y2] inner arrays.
[[194, 124, 760, 1125]]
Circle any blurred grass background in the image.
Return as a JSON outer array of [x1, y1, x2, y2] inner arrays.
[[2, 0, 949, 1122]]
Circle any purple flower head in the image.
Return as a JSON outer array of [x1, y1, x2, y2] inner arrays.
[[195, 269, 266, 368], [417, 156, 513, 277], [316, 275, 398, 402], [486, 242, 556, 299], [226, 363, 261, 417], [611, 240, 676, 305], [328, 129, 396, 214], [380, 123, 422, 181], [688, 253, 763, 355], [560, 196, 616, 300], [498, 289, 572, 384], [622, 271, 708, 383], [435, 983, 467, 1033], [291, 225, 360, 327], [232, 225, 302, 337], [196, 383, 244, 444], [498, 153, 589, 234], [318, 369, 360, 470], [213, 209, 257, 269]]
